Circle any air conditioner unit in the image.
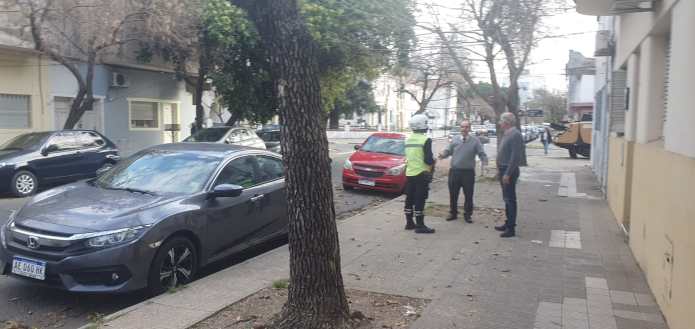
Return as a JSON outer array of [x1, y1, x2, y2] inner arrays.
[[111, 72, 130, 88], [594, 30, 613, 57]]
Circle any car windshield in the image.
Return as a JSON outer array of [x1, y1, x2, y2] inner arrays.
[[95, 150, 222, 194], [184, 128, 230, 142], [360, 136, 405, 156], [259, 130, 280, 142], [1, 132, 50, 150]]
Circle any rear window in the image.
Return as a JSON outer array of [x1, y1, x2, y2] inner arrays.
[[259, 130, 280, 142], [184, 128, 230, 142], [360, 136, 405, 156]]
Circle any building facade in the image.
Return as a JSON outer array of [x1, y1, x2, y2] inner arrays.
[[566, 50, 596, 121], [576, 2, 695, 329]]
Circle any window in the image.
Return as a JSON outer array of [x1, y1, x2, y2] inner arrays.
[[130, 101, 159, 129], [76, 131, 105, 148], [0, 94, 31, 129], [215, 156, 260, 188], [50, 132, 83, 151], [256, 156, 284, 182]]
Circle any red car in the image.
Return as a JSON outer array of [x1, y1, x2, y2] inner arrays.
[[342, 133, 407, 194]]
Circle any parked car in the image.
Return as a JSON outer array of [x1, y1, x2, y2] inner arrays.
[[0, 130, 119, 197], [257, 127, 281, 154], [184, 127, 266, 150], [342, 133, 407, 194], [0, 143, 287, 294]]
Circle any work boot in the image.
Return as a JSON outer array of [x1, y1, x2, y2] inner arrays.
[[494, 224, 507, 232], [405, 212, 416, 230], [415, 216, 435, 234], [500, 227, 516, 238], [446, 213, 458, 221]]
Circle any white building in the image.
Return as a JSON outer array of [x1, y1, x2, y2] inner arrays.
[[566, 50, 596, 121]]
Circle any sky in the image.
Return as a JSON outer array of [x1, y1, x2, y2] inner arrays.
[[415, 0, 597, 92]]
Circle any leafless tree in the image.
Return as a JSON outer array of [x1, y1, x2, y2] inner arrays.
[[11, 0, 149, 129], [422, 0, 561, 126], [398, 46, 455, 115]]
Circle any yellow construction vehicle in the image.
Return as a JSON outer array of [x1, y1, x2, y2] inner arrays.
[[552, 121, 592, 158]]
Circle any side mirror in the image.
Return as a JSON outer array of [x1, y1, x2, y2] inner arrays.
[[208, 184, 243, 199], [354, 145, 361, 150], [42, 144, 58, 156]]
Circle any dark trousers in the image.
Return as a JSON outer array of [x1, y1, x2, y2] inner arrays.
[[498, 166, 520, 229], [404, 173, 430, 225], [448, 168, 475, 219]]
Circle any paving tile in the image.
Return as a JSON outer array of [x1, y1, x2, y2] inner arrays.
[[585, 277, 609, 290], [634, 293, 657, 307], [610, 290, 638, 306]]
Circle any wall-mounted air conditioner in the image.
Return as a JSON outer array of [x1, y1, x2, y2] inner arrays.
[[111, 72, 130, 88]]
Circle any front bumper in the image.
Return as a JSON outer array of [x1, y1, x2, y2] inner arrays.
[[342, 169, 406, 194], [0, 166, 13, 193], [0, 236, 156, 293]]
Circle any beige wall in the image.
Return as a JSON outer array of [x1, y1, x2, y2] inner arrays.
[[628, 141, 695, 329], [606, 136, 631, 224], [0, 49, 50, 144]]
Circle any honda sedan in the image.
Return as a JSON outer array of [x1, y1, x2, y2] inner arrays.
[[0, 143, 287, 294]]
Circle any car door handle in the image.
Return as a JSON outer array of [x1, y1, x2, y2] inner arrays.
[[250, 194, 265, 202]]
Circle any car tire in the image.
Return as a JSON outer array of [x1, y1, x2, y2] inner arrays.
[[10, 170, 38, 197], [147, 236, 198, 296], [343, 184, 354, 191]]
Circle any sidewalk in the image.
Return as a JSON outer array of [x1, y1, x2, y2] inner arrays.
[[91, 154, 667, 329]]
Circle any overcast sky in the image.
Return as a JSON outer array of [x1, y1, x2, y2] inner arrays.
[[415, 0, 597, 92]]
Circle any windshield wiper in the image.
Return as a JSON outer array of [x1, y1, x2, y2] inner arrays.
[[103, 186, 156, 196]]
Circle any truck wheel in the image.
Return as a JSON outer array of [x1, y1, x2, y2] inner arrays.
[[569, 148, 578, 159]]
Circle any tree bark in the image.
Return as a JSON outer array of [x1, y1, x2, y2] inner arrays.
[[249, 1, 352, 328], [194, 43, 208, 131], [64, 51, 96, 129]]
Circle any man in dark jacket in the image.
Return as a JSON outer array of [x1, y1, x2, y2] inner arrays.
[[495, 112, 524, 238]]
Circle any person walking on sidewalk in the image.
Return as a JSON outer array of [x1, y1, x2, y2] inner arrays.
[[495, 112, 524, 238], [439, 120, 488, 223], [540, 126, 552, 155], [404, 113, 436, 234]]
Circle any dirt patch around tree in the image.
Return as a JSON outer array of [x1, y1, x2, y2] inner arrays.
[[425, 203, 506, 223], [190, 286, 430, 329]]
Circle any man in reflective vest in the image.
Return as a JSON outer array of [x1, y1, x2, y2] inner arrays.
[[404, 114, 436, 234]]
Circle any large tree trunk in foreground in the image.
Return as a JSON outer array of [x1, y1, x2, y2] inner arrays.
[[251, 0, 352, 328]]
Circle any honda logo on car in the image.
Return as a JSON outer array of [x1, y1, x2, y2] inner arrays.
[[27, 236, 40, 249]]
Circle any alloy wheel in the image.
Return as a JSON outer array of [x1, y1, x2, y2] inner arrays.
[[15, 174, 35, 195], [159, 245, 194, 289]]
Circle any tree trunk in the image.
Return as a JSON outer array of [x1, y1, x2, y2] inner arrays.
[[225, 111, 241, 126], [64, 53, 96, 129], [328, 105, 340, 130], [507, 82, 528, 166], [194, 37, 210, 131], [251, 1, 352, 328]]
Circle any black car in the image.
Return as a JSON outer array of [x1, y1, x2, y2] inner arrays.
[[0, 143, 287, 294], [257, 128, 281, 154], [0, 131, 119, 197]]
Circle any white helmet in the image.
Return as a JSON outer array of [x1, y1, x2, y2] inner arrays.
[[409, 113, 428, 131]]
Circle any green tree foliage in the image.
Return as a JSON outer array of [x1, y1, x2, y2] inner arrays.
[[526, 88, 566, 123]]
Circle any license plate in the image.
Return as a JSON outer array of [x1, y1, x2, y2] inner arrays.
[[12, 256, 46, 281], [358, 179, 375, 186]]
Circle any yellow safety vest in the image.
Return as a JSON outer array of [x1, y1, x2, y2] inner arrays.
[[405, 133, 430, 176]]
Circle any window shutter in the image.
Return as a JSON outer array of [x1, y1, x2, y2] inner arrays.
[[610, 70, 627, 133], [662, 37, 672, 139]]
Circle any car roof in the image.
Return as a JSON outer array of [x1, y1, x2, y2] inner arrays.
[[369, 132, 406, 139], [148, 142, 259, 156]]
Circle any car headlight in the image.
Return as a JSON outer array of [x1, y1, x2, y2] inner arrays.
[[1, 211, 16, 248], [344, 159, 353, 170], [386, 164, 406, 176], [85, 226, 147, 248], [0, 162, 7, 168]]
